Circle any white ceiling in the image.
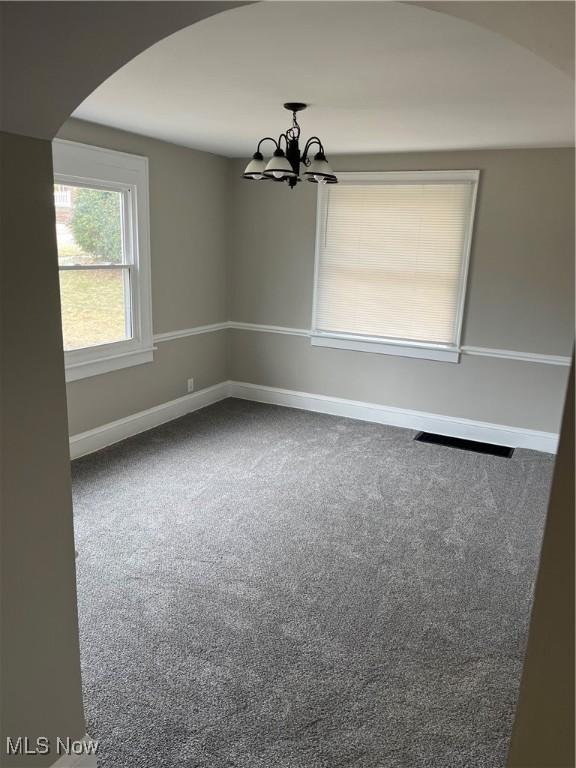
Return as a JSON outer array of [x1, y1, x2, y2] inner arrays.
[[73, 2, 575, 157]]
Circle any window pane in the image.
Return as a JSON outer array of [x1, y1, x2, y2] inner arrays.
[[54, 184, 125, 266], [59, 268, 131, 351]]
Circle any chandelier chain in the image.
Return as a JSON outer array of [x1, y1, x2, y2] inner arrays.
[[286, 110, 301, 142]]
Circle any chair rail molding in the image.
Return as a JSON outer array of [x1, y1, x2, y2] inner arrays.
[[152, 321, 572, 367], [153, 322, 229, 343], [461, 345, 571, 366]]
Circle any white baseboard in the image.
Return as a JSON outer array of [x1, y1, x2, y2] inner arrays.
[[69, 379, 559, 458], [229, 381, 559, 454], [69, 382, 230, 459], [49, 735, 97, 767]]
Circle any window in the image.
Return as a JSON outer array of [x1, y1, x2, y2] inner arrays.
[[52, 140, 153, 381], [312, 171, 479, 362]]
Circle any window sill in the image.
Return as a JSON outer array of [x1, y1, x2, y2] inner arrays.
[[65, 346, 155, 382], [310, 333, 460, 363]]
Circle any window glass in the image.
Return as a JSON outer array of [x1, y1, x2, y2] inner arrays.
[[55, 184, 125, 267], [59, 268, 131, 351], [55, 183, 132, 351]]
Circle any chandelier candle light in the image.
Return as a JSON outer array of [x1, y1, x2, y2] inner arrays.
[[242, 103, 338, 189]]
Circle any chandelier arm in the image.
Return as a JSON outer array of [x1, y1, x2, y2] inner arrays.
[[301, 136, 324, 164], [277, 133, 289, 151], [256, 136, 280, 154]]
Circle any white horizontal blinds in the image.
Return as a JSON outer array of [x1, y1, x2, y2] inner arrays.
[[315, 180, 474, 346]]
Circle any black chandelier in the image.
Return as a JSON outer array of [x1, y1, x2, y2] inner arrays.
[[242, 103, 337, 189]]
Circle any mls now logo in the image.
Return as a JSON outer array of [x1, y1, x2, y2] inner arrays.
[[6, 738, 50, 756], [56, 737, 99, 757], [6, 736, 99, 756]]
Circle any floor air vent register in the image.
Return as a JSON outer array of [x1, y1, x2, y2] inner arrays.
[[414, 432, 514, 458]]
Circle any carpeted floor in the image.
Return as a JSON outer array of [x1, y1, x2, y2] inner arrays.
[[71, 399, 553, 768]]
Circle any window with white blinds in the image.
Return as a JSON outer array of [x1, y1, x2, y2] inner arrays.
[[312, 171, 479, 362]]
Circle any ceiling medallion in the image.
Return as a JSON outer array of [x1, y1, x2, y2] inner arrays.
[[243, 103, 337, 189]]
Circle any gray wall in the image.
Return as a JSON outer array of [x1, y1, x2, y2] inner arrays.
[[228, 149, 574, 432], [57, 119, 230, 435], [1, 131, 85, 766], [507, 359, 574, 767], [56, 127, 574, 437]]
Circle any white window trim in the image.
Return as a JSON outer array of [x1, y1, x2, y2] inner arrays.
[[311, 170, 480, 363], [52, 139, 154, 382]]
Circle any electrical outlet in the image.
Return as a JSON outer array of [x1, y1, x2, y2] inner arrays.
[[187, 378, 195, 393]]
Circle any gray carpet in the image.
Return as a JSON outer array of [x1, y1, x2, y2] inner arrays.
[[71, 398, 553, 768]]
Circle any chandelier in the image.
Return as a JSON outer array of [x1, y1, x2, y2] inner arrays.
[[242, 103, 337, 189]]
